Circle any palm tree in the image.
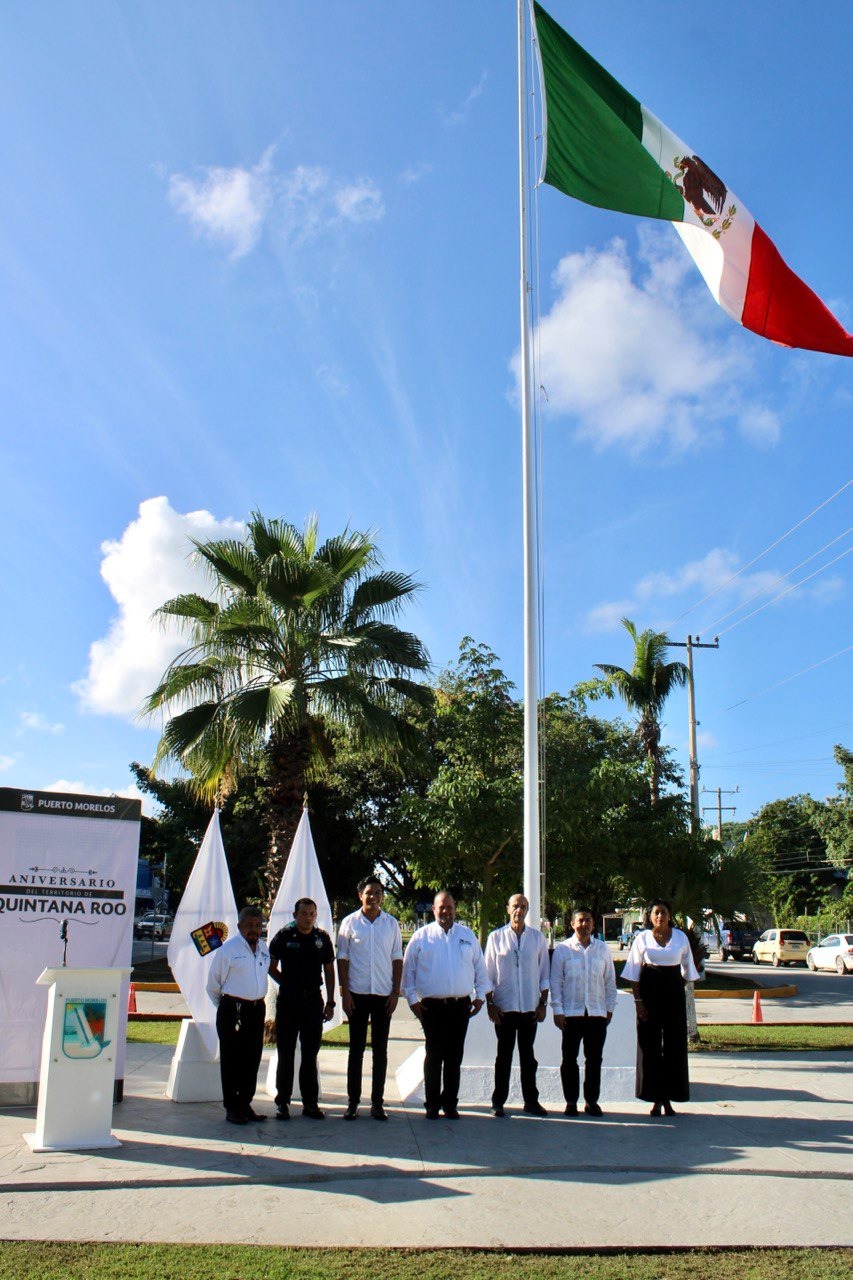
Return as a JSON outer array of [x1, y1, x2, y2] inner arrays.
[[144, 512, 431, 891], [594, 618, 688, 805]]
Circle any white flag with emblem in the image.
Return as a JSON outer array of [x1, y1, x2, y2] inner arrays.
[[167, 808, 238, 1056]]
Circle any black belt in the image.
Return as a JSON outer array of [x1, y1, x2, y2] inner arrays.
[[421, 996, 471, 1005], [221, 994, 265, 1005]]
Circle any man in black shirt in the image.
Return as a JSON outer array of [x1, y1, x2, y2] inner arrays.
[[268, 897, 336, 1120]]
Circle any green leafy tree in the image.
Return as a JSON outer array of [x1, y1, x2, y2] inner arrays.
[[746, 796, 835, 921], [807, 744, 853, 871], [593, 618, 689, 805], [144, 513, 431, 894]]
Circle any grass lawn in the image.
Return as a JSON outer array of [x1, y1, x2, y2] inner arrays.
[[0, 1244, 850, 1280], [126, 1020, 359, 1048], [692, 1024, 853, 1053]]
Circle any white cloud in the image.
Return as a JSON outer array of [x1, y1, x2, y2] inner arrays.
[[73, 496, 244, 720], [440, 71, 488, 126], [169, 148, 275, 259], [515, 234, 778, 455], [168, 151, 385, 257], [42, 780, 156, 817], [400, 162, 433, 186], [0, 754, 14, 772], [584, 546, 843, 633], [18, 711, 65, 735]]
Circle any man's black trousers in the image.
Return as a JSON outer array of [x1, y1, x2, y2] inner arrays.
[[492, 1010, 540, 1108], [215, 995, 265, 1116], [560, 1014, 608, 1105], [276, 997, 324, 1109], [347, 992, 392, 1106], [420, 997, 471, 1112]]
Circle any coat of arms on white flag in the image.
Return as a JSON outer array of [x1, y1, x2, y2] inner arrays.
[[167, 808, 238, 1056]]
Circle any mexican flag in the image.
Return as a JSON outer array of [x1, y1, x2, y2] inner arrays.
[[532, 2, 852, 357]]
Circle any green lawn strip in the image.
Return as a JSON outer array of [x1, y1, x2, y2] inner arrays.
[[126, 1020, 359, 1048], [0, 1245, 850, 1280], [693, 1024, 853, 1053]]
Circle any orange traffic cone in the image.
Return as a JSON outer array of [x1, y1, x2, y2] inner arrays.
[[127, 983, 137, 1014], [751, 990, 763, 1024]]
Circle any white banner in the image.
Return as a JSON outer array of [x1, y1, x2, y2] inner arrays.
[[0, 786, 140, 1085], [166, 809, 237, 1057]]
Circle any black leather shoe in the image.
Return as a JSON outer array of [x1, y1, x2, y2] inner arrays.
[[443, 1107, 460, 1119], [244, 1108, 267, 1122], [370, 1104, 388, 1121], [425, 1107, 440, 1120], [343, 1103, 358, 1120], [275, 1105, 290, 1121], [226, 1111, 248, 1125], [492, 1105, 506, 1117], [302, 1106, 326, 1119], [584, 1102, 603, 1117], [563, 1103, 578, 1117], [523, 1102, 548, 1116]]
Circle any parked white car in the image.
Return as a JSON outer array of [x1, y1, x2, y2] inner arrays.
[[806, 934, 853, 975]]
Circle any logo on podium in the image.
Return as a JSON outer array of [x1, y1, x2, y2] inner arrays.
[[62, 999, 110, 1059]]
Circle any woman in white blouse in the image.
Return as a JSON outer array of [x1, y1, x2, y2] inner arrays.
[[621, 899, 700, 1116]]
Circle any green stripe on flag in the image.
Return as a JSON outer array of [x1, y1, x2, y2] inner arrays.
[[533, 3, 684, 220]]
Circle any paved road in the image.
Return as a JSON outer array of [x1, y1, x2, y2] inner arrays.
[[699, 957, 853, 1024]]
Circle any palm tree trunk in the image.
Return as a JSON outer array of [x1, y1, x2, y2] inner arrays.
[[263, 724, 312, 900]]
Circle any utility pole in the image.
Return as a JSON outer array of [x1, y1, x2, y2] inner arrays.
[[701, 786, 739, 843], [668, 635, 719, 833]]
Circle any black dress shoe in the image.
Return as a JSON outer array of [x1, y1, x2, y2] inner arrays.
[[343, 1103, 359, 1120], [302, 1106, 326, 1120], [370, 1104, 388, 1121], [425, 1107, 440, 1120], [275, 1105, 291, 1121], [563, 1103, 578, 1117], [244, 1108, 267, 1122], [523, 1102, 548, 1116], [443, 1107, 460, 1119], [492, 1105, 506, 1117], [225, 1111, 248, 1125], [584, 1102, 603, 1117]]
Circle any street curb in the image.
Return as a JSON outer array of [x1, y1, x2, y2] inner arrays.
[[697, 985, 797, 999]]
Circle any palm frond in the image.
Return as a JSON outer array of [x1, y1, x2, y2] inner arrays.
[[192, 539, 262, 596], [347, 571, 420, 621], [229, 680, 298, 732], [153, 594, 220, 628]]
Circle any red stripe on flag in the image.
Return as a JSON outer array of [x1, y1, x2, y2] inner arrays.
[[743, 224, 853, 356]]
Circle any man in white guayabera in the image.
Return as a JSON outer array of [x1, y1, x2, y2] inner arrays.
[[550, 907, 617, 1117], [484, 893, 550, 1117]]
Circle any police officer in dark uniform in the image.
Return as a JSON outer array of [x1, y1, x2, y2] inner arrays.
[[268, 897, 336, 1120]]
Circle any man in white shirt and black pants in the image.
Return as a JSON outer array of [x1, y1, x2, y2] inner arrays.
[[484, 893, 550, 1117], [550, 907, 617, 1117], [206, 905, 271, 1125], [337, 875, 404, 1121], [402, 891, 488, 1119]]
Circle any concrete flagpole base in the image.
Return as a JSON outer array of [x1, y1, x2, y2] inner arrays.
[[396, 989, 636, 1107], [166, 1020, 222, 1102]]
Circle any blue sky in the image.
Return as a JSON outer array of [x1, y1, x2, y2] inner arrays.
[[0, 1, 850, 836]]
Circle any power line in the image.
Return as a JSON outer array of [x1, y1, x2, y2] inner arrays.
[[698, 527, 851, 636], [723, 644, 853, 713], [715, 545, 851, 639], [710, 721, 853, 757], [664, 478, 851, 630]]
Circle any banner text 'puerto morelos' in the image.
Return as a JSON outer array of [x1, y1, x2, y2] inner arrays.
[[532, 2, 852, 357]]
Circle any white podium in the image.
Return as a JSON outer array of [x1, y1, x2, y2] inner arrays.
[[25, 967, 130, 1152]]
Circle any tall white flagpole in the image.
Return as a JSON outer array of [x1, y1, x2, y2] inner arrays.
[[518, 0, 540, 929]]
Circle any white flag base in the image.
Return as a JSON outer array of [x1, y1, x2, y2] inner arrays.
[[166, 1020, 222, 1102], [396, 990, 636, 1106]]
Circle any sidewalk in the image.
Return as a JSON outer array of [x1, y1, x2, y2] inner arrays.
[[1, 1005, 851, 1249]]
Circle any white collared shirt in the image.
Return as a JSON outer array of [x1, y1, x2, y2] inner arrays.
[[206, 934, 271, 1005], [484, 923, 550, 1013], [621, 928, 701, 982], [550, 936, 617, 1018], [402, 921, 488, 1004], [336, 907, 403, 995]]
